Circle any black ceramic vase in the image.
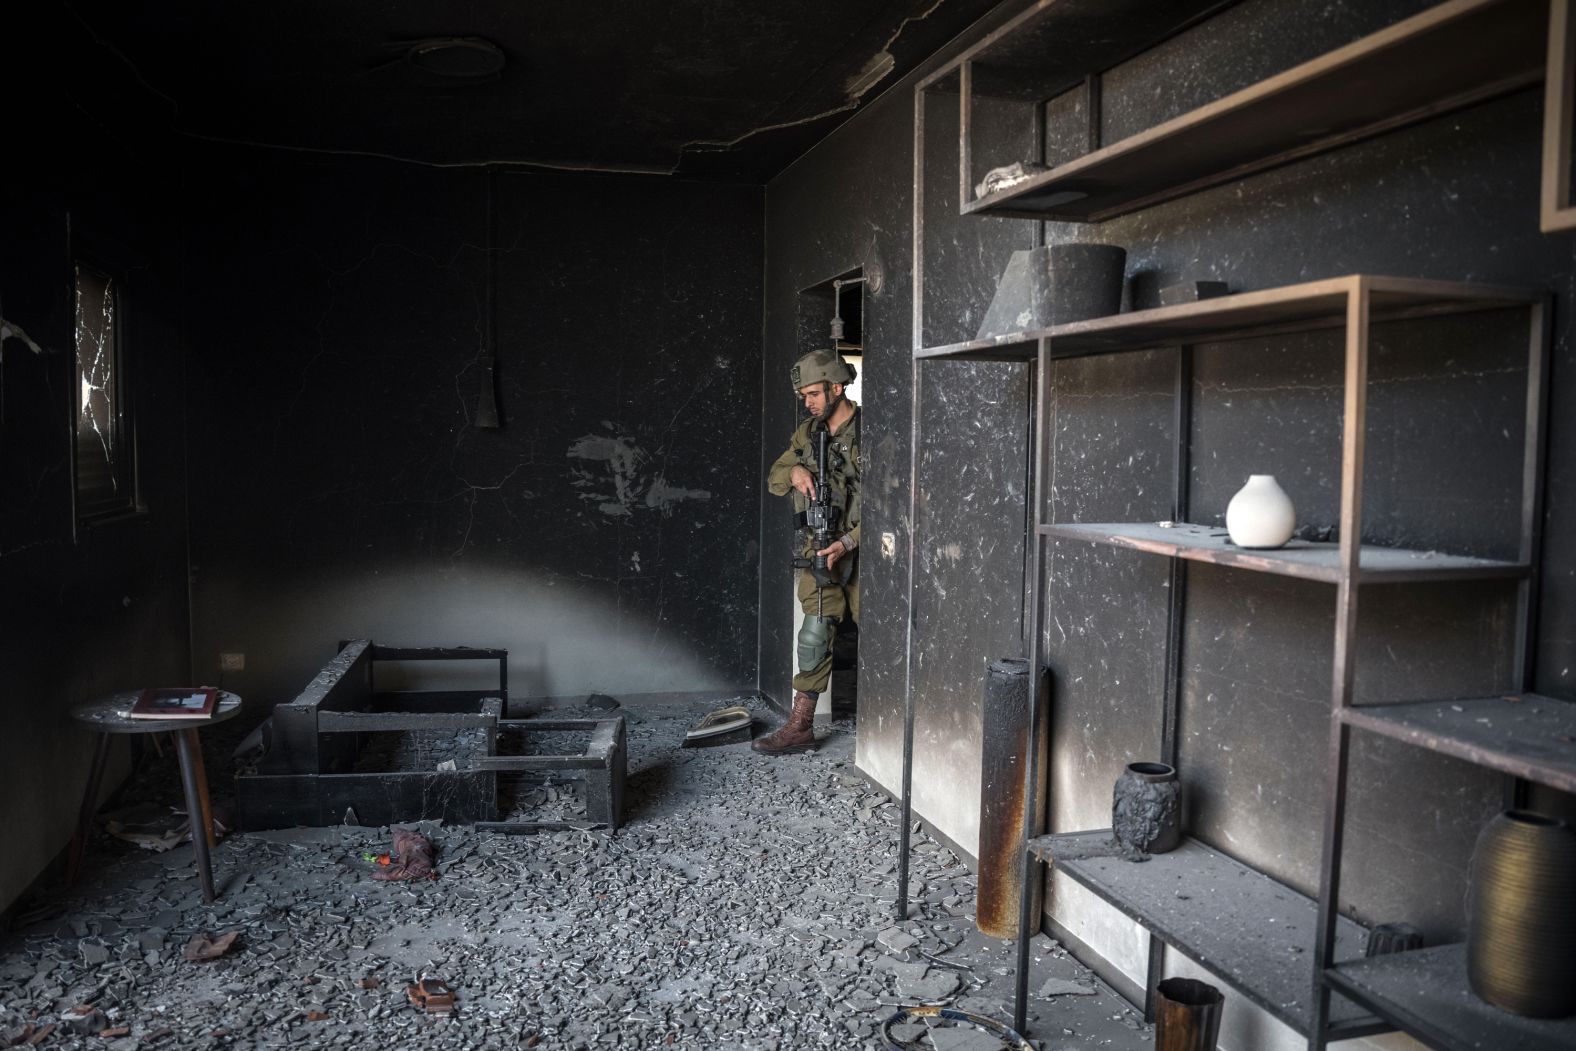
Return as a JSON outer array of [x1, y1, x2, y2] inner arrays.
[[1112, 761, 1181, 856], [1466, 809, 1576, 1018]]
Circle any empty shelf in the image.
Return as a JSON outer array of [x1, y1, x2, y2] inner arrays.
[[965, 0, 1546, 221], [959, 0, 1232, 101], [914, 332, 1040, 361], [1044, 275, 1538, 358], [1342, 694, 1576, 792]]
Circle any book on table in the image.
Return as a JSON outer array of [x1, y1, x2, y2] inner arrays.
[[128, 687, 218, 720]]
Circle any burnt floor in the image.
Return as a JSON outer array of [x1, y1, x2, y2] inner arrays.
[[1, 698, 1150, 1049]]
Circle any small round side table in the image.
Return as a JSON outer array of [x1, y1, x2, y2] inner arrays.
[[69, 691, 243, 903]]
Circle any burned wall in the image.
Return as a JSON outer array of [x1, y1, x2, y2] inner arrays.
[[184, 158, 763, 711], [762, 8, 1039, 860], [0, 9, 193, 910], [764, 0, 1576, 1023]]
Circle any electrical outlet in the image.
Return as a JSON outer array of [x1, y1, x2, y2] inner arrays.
[[881, 532, 896, 559], [219, 652, 245, 672]]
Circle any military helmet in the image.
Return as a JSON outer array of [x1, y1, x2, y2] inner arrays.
[[790, 350, 856, 391]]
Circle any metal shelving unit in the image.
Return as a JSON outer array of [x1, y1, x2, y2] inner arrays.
[[1317, 690, 1576, 1049], [1325, 945, 1576, 1050], [1025, 831, 1379, 1037], [998, 275, 1551, 1047], [896, 0, 1238, 928], [903, 4, 1567, 1050], [963, 0, 1546, 222]]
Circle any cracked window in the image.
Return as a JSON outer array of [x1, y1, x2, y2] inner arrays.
[[73, 262, 136, 521]]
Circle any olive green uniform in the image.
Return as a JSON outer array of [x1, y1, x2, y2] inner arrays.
[[768, 407, 860, 695]]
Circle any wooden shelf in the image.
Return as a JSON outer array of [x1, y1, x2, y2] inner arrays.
[[1341, 694, 1576, 791], [1047, 275, 1538, 357], [1040, 522, 1531, 584], [964, 0, 1546, 221], [1326, 945, 1576, 1051], [1028, 831, 1380, 1036], [914, 332, 1038, 362], [916, 274, 1538, 362]]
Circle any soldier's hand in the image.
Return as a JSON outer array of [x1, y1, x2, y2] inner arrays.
[[819, 539, 847, 570], [790, 465, 816, 497]]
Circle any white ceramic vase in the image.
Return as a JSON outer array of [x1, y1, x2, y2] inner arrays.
[[1225, 475, 1296, 549]]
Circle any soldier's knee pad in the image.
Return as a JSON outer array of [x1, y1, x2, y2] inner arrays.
[[797, 615, 834, 670]]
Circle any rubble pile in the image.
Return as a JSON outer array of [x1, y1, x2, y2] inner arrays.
[[0, 699, 1148, 1050]]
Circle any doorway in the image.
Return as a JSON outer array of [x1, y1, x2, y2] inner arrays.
[[790, 269, 864, 721]]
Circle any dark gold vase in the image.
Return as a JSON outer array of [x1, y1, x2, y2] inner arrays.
[[1466, 809, 1576, 1018]]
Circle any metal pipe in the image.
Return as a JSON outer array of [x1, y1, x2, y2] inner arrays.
[[897, 81, 927, 922], [1310, 278, 1371, 1050], [1013, 339, 1052, 1035], [1505, 296, 1552, 813], [1161, 345, 1194, 771], [978, 659, 1044, 937]]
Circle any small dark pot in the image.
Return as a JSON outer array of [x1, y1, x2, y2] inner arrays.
[[1154, 977, 1223, 1051], [1048, 243, 1126, 324], [1113, 761, 1181, 856], [1467, 809, 1576, 1018]]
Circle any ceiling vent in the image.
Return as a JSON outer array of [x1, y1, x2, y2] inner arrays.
[[405, 37, 506, 79]]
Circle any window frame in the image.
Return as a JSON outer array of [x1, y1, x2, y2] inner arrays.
[[71, 256, 142, 527]]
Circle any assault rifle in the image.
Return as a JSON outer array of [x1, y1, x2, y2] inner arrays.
[[791, 420, 841, 590]]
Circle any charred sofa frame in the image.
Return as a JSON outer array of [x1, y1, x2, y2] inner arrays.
[[235, 639, 625, 832]]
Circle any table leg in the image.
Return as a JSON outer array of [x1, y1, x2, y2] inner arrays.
[[66, 733, 113, 886], [184, 729, 217, 848], [173, 729, 216, 903]]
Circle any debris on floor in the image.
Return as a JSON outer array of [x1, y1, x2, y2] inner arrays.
[[370, 828, 437, 882], [682, 703, 754, 747], [880, 1003, 1034, 1050], [406, 976, 456, 1014], [0, 698, 1150, 1049], [181, 930, 240, 962]]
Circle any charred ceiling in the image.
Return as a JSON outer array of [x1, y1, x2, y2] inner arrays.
[[25, 0, 1005, 181]]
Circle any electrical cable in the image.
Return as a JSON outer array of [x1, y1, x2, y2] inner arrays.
[[880, 1004, 1034, 1050]]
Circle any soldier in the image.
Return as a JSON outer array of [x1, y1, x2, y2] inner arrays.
[[755, 350, 860, 755]]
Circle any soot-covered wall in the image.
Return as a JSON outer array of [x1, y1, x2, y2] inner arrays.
[[1030, 0, 1576, 995], [768, 0, 1576, 1042], [1, 36, 192, 907], [185, 157, 763, 709], [762, 6, 1036, 859]]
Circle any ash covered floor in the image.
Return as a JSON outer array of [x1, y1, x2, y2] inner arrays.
[[1, 698, 1150, 1049]]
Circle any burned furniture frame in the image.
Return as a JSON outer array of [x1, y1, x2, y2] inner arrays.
[[473, 717, 627, 833], [236, 640, 626, 832]]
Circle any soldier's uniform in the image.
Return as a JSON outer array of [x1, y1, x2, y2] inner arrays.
[[767, 407, 860, 696], [755, 350, 861, 757]]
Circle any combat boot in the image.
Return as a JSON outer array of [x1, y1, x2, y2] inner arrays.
[[752, 691, 818, 754]]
